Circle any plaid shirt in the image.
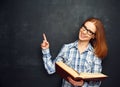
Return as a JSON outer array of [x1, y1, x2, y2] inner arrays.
[[42, 40, 102, 87]]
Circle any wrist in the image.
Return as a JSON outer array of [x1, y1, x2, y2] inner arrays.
[[42, 48, 50, 54]]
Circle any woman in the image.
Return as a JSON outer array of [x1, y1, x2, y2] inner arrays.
[[41, 17, 108, 87]]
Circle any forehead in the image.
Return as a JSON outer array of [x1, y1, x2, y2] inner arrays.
[[84, 22, 96, 32]]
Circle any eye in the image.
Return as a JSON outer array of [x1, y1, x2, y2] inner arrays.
[[82, 25, 95, 36]]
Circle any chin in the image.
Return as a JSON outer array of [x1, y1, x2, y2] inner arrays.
[[79, 34, 90, 41], [79, 36, 86, 40], [79, 37, 90, 42]]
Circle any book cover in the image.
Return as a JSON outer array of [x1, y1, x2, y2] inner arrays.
[[55, 61, 108, 81]]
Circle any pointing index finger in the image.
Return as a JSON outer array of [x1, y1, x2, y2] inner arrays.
[[43, 33, 47, 41]]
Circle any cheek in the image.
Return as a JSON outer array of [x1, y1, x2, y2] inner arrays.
[[78, 30, 81, 38]]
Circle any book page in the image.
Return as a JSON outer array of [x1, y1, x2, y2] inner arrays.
[[56, 61, 108, 80], [79, 72, 107, 79]]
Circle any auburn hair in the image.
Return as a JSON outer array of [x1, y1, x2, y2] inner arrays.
[[83, 17, 108, 59]]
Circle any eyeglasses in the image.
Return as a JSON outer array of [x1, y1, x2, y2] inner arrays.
[[82, 25, 96, 36]]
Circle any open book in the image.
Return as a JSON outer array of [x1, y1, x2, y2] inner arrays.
[[55, 61, 108, 81]]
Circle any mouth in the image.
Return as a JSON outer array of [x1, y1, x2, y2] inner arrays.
[[80, 33, 88, 38]]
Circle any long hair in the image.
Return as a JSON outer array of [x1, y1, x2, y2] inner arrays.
[[83, 17, 108, 59]]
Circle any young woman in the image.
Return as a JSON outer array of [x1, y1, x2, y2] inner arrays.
[[41, 17, 108, 87]]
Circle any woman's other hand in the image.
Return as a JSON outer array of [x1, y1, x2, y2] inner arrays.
[[67, 77, 84, 86]]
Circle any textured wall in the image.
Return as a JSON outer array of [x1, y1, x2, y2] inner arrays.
[[0, 0, 120, 87]]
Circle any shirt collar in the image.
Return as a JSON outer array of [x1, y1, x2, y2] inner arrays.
[[73, 40, 94, 52]]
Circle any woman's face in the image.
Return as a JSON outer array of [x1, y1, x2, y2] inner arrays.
[[79, 21, 96, 42]]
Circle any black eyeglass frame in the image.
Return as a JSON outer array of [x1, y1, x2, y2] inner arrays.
[[82, 25, 96, 36]]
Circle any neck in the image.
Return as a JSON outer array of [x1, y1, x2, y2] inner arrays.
[[78, 40, 89, 48], [78, 40, 89, 53]]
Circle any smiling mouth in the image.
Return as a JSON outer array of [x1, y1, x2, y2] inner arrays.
[[81, 33, 88, 38]]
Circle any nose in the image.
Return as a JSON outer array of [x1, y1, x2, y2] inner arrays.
[[82, 29, 87, 34]]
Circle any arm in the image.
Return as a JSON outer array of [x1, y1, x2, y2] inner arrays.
[[42, 46, 67, 74], [42, 48, 55, 74], [41, 33, 55, 74], [41, 33, 66, 74]]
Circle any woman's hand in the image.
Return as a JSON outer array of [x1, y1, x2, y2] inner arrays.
[[67, 77, 84, 86], [41, 33, 49, 49]]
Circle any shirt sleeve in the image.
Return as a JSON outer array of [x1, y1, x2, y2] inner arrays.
[[87, 56, 102, 87], [92, 56, 102, 73], [42, 45, 67, 74], [42, 48, 55, 74]]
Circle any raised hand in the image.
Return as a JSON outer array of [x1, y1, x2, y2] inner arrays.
[[41, 33, 49, 49]]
